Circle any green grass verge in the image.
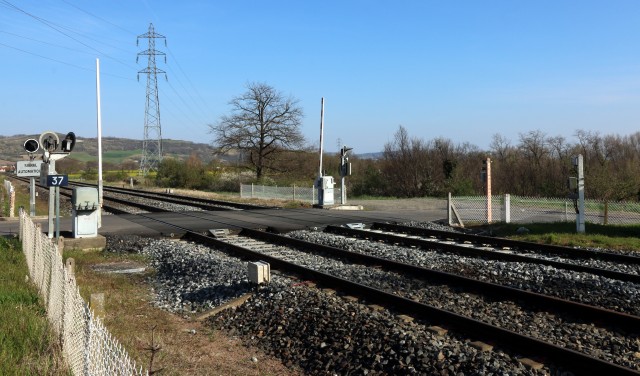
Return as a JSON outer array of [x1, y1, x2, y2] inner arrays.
[[475, 221, 640, 252], [0, 237, 71, 375]]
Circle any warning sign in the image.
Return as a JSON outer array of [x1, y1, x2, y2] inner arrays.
[[16, 161, 43, 177]]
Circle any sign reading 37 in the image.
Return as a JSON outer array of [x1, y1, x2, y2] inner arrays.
[[46, 175, 68, 187]]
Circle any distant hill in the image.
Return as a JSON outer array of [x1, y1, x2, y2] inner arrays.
[[0, 134, 217, 166], [356, 152, 383, 160]]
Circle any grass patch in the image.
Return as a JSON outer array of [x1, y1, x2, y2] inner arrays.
[[474, 221, 640, 252], [68, 150, 142, 164], [0, 236, 70, 375]]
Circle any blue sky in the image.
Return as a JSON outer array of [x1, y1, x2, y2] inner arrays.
[[2, 1, 640, 153]]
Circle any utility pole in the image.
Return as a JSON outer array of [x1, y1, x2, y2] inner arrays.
[[137, 23, 166, 177]]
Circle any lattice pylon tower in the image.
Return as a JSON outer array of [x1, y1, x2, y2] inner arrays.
[[137, 23, 167, 177]]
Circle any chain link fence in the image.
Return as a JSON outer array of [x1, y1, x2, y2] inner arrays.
[[19, 210, 147, 376], [449, 194, 640, 226], [240, 183, 342, 204]]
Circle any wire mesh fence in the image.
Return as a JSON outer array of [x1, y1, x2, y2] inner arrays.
[[19, 210, 147, 376], [449, 194, 640, 225], [240, 183, 342, 204]]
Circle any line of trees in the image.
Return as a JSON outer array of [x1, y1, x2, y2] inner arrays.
[[204, 82, 640, 201], [346, 127, 640, 201]]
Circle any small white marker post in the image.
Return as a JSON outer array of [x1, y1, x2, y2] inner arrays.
[[575, 155, 585, 233]]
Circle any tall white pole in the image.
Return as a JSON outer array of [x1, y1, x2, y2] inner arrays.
[[318, 97, 325, 178], [96, 58, 103, 228]]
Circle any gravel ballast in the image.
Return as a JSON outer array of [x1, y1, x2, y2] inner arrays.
[[102, 223, 640, 374]]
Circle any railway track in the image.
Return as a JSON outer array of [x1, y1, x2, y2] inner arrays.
[[10, 176, 268, 214], [9, 175, 640, 374], [70, 181, 272, 211], [190, 228, 640, 375], [324, 224, 640, 284]]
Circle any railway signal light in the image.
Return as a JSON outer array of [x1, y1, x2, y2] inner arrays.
[[23, 139, 39, 153], [61, 132, 76, 152], [39, 131, 60, 153]]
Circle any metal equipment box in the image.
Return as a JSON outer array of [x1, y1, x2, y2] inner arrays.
[[72, 187, 99, 238], [72, 187, 99, 210]]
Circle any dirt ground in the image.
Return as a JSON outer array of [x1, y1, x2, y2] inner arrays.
[[347, 198, 447, 211], [73, 258, 302, 376]]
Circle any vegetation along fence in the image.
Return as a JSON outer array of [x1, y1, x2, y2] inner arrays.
[[19, 210, 147, 376], [449, 194, 640, 226], [241, 183, 342, 204]]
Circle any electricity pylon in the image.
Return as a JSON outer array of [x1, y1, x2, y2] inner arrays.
[[137, 23, 166, 177]]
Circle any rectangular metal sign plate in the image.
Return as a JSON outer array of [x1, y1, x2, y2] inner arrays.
[[16, 161, 43, 177], [46, 175, 68, 187]]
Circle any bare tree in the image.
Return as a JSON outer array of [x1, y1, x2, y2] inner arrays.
[[383, 126, 428, 197], [209, 82, 305, 180]]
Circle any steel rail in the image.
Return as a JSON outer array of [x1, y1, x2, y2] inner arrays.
[[14, 177, 170, 215], [70, 181, 272, 210], [183, 230, 640, 376], [240, 228, 640, 331], [373, 222, 640, 264], [325, 225, 640, 284]]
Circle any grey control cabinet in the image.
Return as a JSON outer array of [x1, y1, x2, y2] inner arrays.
[[72, 187, 99, 238], [315, 176, 335, 206]]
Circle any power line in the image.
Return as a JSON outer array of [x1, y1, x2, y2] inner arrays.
[[1, 30, 96, 55], [53, 0, 216, 126], [0, 41, 93, 72], [1, 0, 136, 70], [166, 46, 215, 120], [60, 0, 137, 35], [0, 41, 135, 81]]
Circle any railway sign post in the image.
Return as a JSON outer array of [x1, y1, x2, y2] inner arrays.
[[36, 131, 76, 239], [19, 139, 42, 216]]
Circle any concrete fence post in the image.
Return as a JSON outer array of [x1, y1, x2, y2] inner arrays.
[[9, 187, 15, 218], [90, 293, 106, 320], [66, 258, 75, 279], [447, 193, 452, 226], [57, 236, 65, 256], [502, 194, 511, 223]]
